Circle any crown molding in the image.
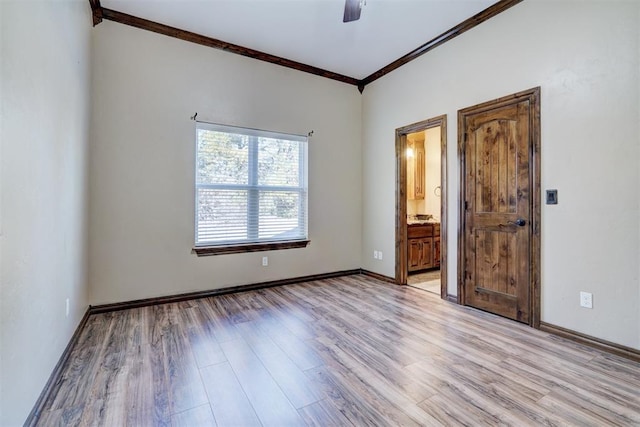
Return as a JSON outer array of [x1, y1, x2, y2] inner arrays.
[[87, 0, 523, 92]]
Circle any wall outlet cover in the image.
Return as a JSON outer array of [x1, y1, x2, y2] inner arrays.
[[579, 291, 593, 309]]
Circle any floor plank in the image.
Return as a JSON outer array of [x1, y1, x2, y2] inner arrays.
[[171, 404, 217, 427], [161, 324, 209, 414], [219, 338, 305, 426], [237, 321, 325, 409], [200, 362, 261, 427], [297, 399, 354, 427], [36, 274, 640, 426]]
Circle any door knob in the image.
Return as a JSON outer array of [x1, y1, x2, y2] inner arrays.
[[507, 218, 526, 227]]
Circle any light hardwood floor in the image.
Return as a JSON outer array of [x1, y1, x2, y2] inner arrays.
[[38, 275, 640, 426]]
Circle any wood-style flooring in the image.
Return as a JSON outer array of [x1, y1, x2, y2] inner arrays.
[[38, 275, 640, 426]]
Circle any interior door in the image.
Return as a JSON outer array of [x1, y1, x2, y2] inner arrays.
[[459, 88, 540, 324]]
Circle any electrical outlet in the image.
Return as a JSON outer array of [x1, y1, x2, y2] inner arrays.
[[65, 298, 70, 317], [262, 256, 268, 266], [579, 291, 593, 309], [378, 251, 383, 260], [373, 250, 379, 259]]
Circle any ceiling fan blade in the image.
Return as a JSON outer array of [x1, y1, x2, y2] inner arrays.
[[343, 0, 362, 23]]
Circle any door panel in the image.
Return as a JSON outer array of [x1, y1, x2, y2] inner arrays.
[[474, 120, 518, 214], [460, 90, 539, 324], [420, 238, 433, 269], [408, 240, 421, 271]]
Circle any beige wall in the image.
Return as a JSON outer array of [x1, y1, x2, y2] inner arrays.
[[362, 1, 640, 349], [407, 199, 426, 216], [89, 21, 362, 304], [0, 1, 92, 424]]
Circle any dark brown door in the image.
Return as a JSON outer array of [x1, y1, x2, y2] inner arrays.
[[459, 88, 540, 325]]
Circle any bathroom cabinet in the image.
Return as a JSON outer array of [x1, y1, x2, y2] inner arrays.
[[407, 140, 425, 200], [407, 223, 440, 272]]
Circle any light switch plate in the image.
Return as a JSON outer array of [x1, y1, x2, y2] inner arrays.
[[546, 189, 558, 205]]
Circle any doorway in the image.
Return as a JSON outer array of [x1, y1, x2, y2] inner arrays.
[[395, 115, 447, 300], [457, 87, 541, 327]]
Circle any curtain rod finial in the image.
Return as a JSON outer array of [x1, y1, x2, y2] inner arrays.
[[308, 130, 314, 137], [191, 112, 198, 121]]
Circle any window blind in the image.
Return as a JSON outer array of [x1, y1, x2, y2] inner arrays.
[[195, 122, 308, 247]]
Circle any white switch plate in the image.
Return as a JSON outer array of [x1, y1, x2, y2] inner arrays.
[[262, 256, 268, 266], [580, 291, 593, 309], [65, 298, 70, 317], [373, 250, 379, 259], [378, 251, 383, 260]]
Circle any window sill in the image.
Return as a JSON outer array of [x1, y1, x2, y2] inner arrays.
[[193, 240, 310, 257]]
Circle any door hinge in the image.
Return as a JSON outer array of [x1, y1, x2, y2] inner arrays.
[[464, 201, 469, 211]]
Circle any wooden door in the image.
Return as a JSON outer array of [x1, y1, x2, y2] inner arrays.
[[458, 88, 540, 325]]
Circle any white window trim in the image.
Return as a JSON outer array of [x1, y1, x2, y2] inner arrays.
[[193, 122, 309, 255]]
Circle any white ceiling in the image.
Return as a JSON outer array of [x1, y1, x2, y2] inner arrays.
[[101, 0, 498, 80]]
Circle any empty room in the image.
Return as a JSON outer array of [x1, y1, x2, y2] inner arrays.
[[1, 0, 639, 425]]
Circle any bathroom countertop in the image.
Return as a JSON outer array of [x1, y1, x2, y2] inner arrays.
[[407, 220, 439, 225]]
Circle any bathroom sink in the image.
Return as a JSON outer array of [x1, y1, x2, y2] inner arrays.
[[407, 219, 438, 225], [407, 214, 437, 225]]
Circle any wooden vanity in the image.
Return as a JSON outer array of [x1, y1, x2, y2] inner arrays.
[[407, 223, 440, 272]]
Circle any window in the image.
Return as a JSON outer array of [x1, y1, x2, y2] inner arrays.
[[194, 122, 309, 255]]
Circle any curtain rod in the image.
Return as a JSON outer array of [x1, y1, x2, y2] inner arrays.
[[191, 112, 313, 138]]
